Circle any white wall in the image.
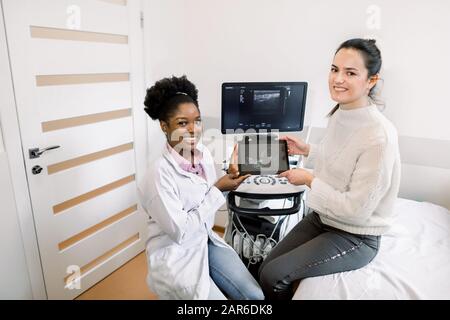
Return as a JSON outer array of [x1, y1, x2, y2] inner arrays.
[[0, 1, 43, 298], [0, 34, 32, 299], [144, 0, 450, 140], [0, 126, 33, 299], [143, 0, 450, 212]]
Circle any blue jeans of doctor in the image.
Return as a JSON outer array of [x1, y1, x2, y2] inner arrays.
[[208, 239, 264, 300]]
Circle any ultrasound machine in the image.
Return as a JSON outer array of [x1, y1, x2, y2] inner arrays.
[[221, 82, 309, 275]]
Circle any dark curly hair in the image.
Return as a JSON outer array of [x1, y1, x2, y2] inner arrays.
[[144, 75, 199, 122]]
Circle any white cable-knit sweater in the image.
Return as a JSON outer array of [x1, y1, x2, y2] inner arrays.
[[305, 104, 401, 235]]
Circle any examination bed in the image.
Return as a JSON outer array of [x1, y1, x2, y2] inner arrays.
[[293, 198, 450, 300]]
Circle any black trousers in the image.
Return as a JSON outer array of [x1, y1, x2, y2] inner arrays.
[[258, 212, 380, 300]]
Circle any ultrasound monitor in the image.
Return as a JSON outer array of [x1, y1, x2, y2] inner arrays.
[[221, 82, 307, 133]]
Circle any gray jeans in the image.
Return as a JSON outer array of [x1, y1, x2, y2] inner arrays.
[[258, 212, 380, 300]]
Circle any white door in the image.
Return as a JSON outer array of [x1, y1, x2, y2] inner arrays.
[[2, 0, 148, 299]]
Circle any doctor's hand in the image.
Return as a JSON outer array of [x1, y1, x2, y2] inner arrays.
[[214, 172, 251, 192], [279, 168, 315, 188], [227, 144, 239, 176], [279, 135, 310, 156]]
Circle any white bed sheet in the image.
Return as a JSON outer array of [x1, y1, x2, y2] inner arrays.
[[293, 198, 450, 300]]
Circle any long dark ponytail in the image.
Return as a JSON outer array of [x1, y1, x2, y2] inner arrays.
[[328, 38, 382, 117]]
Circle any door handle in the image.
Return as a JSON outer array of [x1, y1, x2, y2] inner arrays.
[[29, 145, 60, 159]]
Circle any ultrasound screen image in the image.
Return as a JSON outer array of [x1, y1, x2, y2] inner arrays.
[[222, 82, 307, 133], [252, 90, 281, 115]]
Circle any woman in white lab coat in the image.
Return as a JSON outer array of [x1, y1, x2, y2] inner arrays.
[[140, 75, 264, 300]]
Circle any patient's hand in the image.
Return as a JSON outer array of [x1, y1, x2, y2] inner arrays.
[[279, 135, 310, 156], [279, 168, 314, 188]]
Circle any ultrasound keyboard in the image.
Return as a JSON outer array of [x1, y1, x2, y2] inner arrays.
[[235, 174, 306, 195]]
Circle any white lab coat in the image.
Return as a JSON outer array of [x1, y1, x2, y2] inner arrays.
[[139, 143, 233, 299]]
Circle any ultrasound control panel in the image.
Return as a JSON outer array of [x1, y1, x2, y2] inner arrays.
[[236, 174, 306, 195], [243, 175, 289, 185]]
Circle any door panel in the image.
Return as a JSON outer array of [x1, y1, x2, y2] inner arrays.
[[31, 40, 131, 75], [26, 0, 129, 34], [61, 213, 141, 270], [55, 183, 138, 243], [3, 0, 146, 299], [43, 118, 134, 163], [35, 83, 132, 121], [49, 149, 135, 202]]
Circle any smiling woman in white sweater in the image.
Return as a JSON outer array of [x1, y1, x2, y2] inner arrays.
[[258, 38, 401, 300]]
